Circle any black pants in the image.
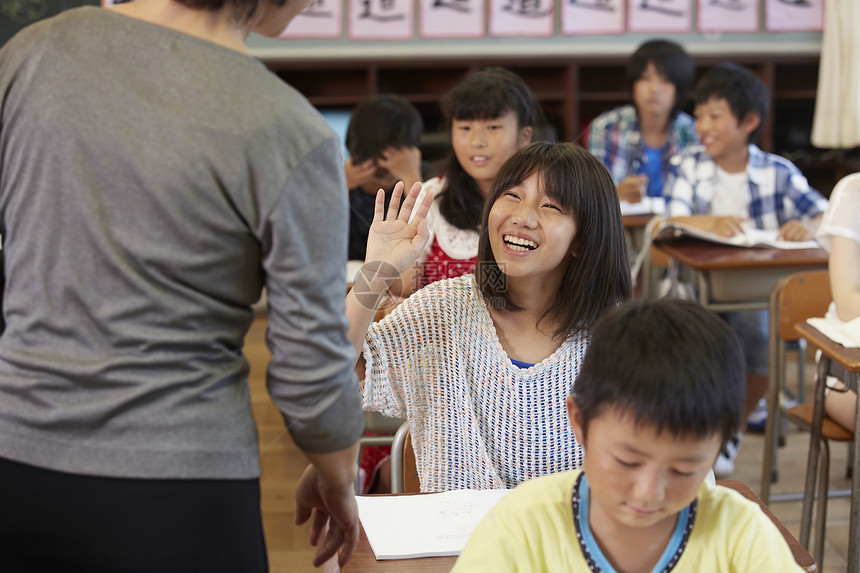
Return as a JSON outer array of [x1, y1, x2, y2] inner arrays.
[[0, 457, 268, 573]]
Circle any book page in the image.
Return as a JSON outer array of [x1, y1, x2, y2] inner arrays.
[[356, 489, 510, 560], [658, 222, 820, 250]]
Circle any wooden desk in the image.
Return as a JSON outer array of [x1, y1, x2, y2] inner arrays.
[[343, 481, 816, 572], [653, 238, 827, 312], [795, 321, 860, 573], [623, 212, 656, 229]]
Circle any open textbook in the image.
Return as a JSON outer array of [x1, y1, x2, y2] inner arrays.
[[356, 489, 510, 560], [806, 315, 860, 349], [655, 221, 820, 250]]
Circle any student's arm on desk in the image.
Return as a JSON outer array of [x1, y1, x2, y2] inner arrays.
[[777, 213, 823, 242], [665, 215, 747, 238], [830, 234, 860, 321]]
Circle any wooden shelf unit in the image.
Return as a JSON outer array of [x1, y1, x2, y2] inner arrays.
[[265, 53, 847, 193]]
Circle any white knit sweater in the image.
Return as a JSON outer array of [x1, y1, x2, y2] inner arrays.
[[362, 275, 587, 492]]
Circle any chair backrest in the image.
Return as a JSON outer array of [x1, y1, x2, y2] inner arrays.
[[389, 422, 421, 493], [772, 271, 832, 342]]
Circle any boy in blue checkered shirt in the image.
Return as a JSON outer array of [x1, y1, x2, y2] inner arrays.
[[663, 63, 828, 477]]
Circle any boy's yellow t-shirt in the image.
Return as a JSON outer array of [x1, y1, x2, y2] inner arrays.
[[453, 469, 804, 572]]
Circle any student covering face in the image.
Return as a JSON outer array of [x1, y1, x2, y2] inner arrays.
[[345, 142, 631, 492]]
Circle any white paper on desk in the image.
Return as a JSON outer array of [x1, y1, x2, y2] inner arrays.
[[356, 489, 510, 560], [807, 317, 860, 349], [620, 196, 664, 216]]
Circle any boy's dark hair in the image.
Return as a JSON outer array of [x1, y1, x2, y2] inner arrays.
[[573, 298, 745, 448], [694, 63, 770, 144], [627, 39, 696, 121], [439, 68, 547, 231], [476, 142, 631, 339], [345, 94, 423, 165], [175, 0, 284, 24]]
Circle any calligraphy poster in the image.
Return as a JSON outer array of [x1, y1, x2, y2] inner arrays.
[[766, 0, 822, 32], [349, 0, 414, 40], [627, 0, 692, 33], [489, 0, 554, 38], [698, 0, 759, 33], [420, 0, 485, 38], [280, 0, 342, 39], [562, 0, 624, 35]]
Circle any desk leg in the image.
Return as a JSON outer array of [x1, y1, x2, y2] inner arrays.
[[800, 356, 829, 549], [850, 371, 860, 573], [761, 302, 782, 504]]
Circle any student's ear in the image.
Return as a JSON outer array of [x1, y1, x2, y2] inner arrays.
[[739, 111, 760, 139], [517, 126, 534, 148], [566, 395, 586, 445]]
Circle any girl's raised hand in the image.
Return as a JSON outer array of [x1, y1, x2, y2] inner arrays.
[[364, 181, 433, 275]]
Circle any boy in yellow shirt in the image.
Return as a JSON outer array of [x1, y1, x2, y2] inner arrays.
[[454, 298, 803, 572]]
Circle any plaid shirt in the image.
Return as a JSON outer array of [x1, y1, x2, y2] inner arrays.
[[665, 144, 829, 229], [587, 104, 699, 197]]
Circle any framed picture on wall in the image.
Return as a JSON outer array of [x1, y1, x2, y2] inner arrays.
[[627, 0, 692, 33], [698, 0, 759, 33], [279, 0, 342, 39], [562, 0, 624, 36], [489, 0, 554, 38], [766, 0, 823, 32], [349, 0, 414, 40], [420, 0, 485, 38]]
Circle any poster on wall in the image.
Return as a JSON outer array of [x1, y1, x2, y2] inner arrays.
[[627, 0, 692, 33], [420, 0, 485, 38], [698, 0, 759, 33], [349, 0, 414, 40], [766, 0, 823, 32], [280, 0, 342, 39], [562, 0, 624, 35], [489, 0, 554, 38]]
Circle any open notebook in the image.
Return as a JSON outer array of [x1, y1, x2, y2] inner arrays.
[[356, 489, 510, 560], [655, 221, 820, 250], [806, 315, 860, 349]]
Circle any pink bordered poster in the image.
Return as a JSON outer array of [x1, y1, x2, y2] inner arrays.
[[766, 0, 823, 32], [562, 0, 625, 36], [628, 0, 692, 33], [698, 0, 759, 33], [279, 0, 342, 39], [490, 0, 554, 38], [420, 0, 485, 39], [349, 0, 414, 40]]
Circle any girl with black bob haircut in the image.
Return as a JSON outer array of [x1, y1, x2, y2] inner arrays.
[[476, 141, 631, 339]]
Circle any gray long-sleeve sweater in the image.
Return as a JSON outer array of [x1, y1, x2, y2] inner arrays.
[[0, 7, 363, 479]]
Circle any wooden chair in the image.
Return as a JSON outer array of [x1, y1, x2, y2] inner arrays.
[[760, 270, 854, 565], [390, 422, 420, 494]]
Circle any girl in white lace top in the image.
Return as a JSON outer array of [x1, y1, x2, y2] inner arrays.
[[347, 142, 631, 491]]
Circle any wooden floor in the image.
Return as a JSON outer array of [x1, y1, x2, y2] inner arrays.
[[247, 316, 853, 573]]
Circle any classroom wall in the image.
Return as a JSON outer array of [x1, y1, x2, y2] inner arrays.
[[247, 0, 823, 61]]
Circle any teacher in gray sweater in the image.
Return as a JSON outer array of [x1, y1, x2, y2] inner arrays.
[[0, 0, 363, 570]]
